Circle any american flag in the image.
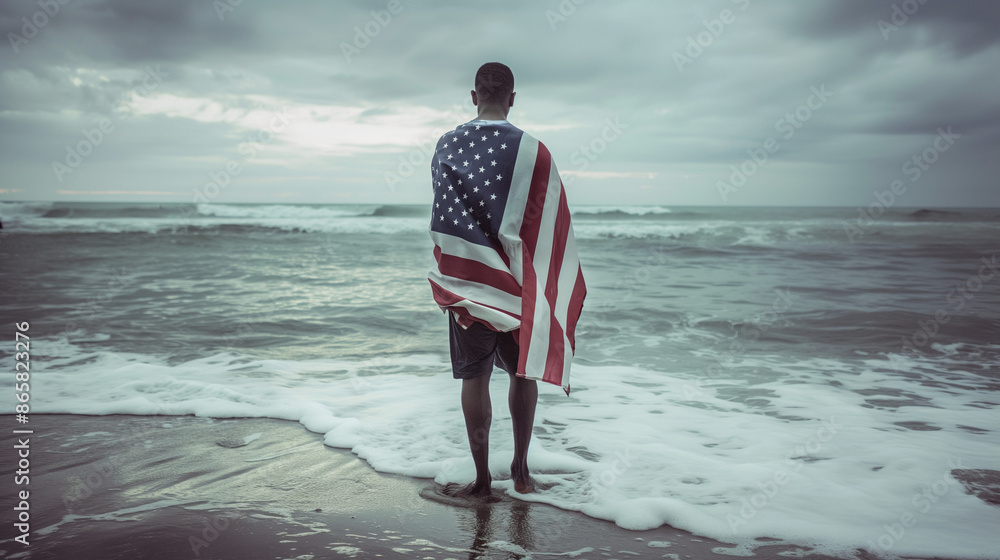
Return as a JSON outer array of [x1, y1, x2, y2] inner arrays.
[[428, 119, 586, 394]]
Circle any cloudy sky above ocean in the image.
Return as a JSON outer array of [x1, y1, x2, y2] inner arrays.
[[1, 0, 998, 206]]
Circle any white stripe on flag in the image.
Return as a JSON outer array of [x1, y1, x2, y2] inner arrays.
[[430, 230, 509, 272], [446, 299, 521, 333]]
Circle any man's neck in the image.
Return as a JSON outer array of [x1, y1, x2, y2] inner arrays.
[[475, 107, 508, 121]]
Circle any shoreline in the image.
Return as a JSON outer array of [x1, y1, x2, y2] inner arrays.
[[0, 414, 975, 560]]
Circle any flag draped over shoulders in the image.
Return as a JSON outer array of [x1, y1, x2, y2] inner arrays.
[[427, 119, 586, 394]]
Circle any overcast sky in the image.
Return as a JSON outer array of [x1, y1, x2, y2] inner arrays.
[[1, 0, 998, 207]]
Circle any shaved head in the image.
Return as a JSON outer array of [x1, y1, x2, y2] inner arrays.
[[474, 62, 515, 105]]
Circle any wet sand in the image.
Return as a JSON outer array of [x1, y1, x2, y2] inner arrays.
[[0, 414, 937, 559]]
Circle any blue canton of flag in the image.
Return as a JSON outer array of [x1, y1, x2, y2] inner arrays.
[[429, 121, 523, 247]]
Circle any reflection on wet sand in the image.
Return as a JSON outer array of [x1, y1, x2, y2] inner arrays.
[[465, 499, 538, 560]]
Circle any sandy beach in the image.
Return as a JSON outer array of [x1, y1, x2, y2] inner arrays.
[[0, 413, 871, 560]]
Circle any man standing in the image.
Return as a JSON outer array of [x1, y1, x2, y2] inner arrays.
[[427, 62, 586, 501]]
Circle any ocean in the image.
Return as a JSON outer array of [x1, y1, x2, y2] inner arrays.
[[1, 201, 998, 558]]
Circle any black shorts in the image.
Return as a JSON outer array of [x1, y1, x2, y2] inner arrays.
[[448, 312, 520, 379]]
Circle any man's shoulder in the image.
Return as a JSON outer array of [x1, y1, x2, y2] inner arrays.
[[435, 120, 534, 157], [439, 119, 528, 139]]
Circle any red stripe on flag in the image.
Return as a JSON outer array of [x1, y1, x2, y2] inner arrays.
[[516, 142, 553, 378], [520, 143, 551, 256], [566, 265, 587, 352], [433, 245, 521, 297]]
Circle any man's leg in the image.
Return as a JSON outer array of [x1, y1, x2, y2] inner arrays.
[[508, 373, 537, 493], [461, 372, 495, 497], [448, 315, 501, 501]]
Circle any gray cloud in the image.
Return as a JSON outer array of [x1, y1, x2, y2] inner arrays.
[[794, 0, 1000, 56]]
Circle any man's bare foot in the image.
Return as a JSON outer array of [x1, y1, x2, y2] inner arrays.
[[442, 481, 502, 503], [510, 462, 537, 493], [513, 478, 535, 493]]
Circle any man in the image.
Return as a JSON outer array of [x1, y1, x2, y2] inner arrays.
[[427, 62, 586, 501]]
